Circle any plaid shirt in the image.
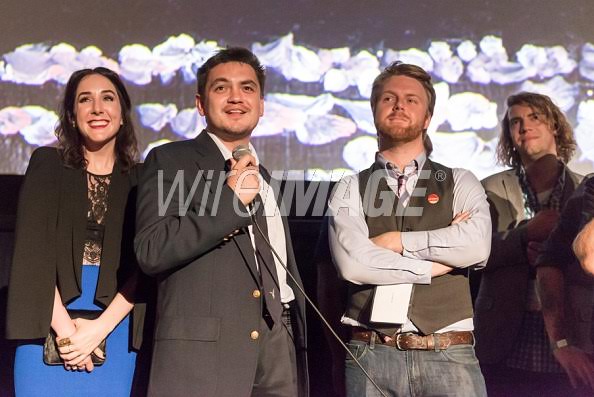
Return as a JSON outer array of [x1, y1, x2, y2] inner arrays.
[[506, 312, 563, 373], [507, 163, 570, 373]]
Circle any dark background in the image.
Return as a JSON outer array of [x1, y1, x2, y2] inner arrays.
[[2, 0, 594, 174], [3, 0, 592, 54]]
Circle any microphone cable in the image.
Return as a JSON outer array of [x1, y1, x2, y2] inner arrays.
[[232, 143, 387, 396], [250, 212, 389, 397]]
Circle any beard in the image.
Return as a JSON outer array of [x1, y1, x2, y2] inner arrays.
[[376, 119, 424, 149]]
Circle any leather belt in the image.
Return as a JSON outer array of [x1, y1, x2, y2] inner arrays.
[[351, 329, 474, 351]]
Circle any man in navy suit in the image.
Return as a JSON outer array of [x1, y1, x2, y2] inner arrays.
[[135, 47, 308, 397]]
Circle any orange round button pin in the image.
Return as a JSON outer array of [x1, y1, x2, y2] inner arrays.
[[427, 193, 439, 204]]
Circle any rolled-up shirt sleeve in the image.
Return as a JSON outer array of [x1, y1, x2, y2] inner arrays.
[[400, 168, 492, 269], [328, 174, 433, 286]]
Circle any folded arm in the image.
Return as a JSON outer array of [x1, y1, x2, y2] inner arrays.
[[328, 175, 434, 286], [400, 168, 492, 268]]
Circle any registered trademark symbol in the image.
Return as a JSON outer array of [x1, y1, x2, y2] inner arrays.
[[435, 170, 446, 182]]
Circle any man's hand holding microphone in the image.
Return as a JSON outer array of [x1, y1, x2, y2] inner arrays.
[[226, 145, 260, 207]]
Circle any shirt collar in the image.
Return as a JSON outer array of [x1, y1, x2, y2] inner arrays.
[[206, 131, 259, 165], [375, 151, 426, 176]]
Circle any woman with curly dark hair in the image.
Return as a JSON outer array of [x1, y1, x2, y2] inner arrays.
[[6, 67, 147, 396]]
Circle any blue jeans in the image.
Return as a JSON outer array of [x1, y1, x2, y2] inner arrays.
[[345, 339, 487, 397]]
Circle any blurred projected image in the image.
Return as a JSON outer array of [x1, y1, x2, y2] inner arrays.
[[2, 33, 594, 179]]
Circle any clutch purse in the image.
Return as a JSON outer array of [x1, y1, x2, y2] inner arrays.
[[43, 309, 107, 366]]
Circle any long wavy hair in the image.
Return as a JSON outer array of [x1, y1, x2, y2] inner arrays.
[[497, 92, 576, 168], [55, 67, 138, 171]]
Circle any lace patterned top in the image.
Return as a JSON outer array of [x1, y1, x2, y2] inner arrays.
[[83, 172, 111, 265]]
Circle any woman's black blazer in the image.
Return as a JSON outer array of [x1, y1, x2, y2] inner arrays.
[[6, 147, 147, 350]]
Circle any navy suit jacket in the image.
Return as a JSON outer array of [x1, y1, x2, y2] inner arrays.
[[134, 131, 308, 396]]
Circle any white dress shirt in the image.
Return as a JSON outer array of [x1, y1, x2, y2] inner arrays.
[[208, 132, 295, 303]]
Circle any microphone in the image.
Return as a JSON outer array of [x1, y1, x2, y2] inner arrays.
[[230, 146, 387, 395], [231, 144, 258, 212], [232, 144, 252, 161]]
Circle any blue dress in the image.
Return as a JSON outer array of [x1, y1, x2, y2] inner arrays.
[[14, 265, 137, 397]]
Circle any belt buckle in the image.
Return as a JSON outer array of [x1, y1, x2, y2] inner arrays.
[[395, 333, 407, 350]]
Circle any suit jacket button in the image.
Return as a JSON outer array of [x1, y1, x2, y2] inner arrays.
[[250, 330, 259, 340], [252, 289, 261, 298]]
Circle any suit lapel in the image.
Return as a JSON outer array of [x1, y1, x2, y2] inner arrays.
[[192, 130, 228, 177], [192, 131, 260, 279], [65, 166, 87, 291], [260, 165, 285, 211], [502, 171, 525, 224], [96, 163, 128, 299]]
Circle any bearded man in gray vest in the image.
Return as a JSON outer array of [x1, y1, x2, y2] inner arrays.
[[327, 62, 491, 397]]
